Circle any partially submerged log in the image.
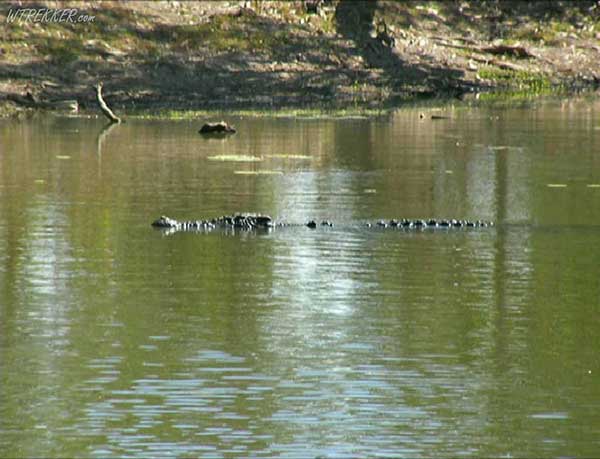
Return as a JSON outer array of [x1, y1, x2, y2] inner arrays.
[[95, 82, 121, 124], [420, 112, 450, 120], [199, 121, 236, 135]]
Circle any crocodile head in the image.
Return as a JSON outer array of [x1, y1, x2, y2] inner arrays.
[[152, 216, 179, 228]]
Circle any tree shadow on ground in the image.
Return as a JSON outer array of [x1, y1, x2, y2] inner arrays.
[[333, 0, 473, 98], [433, 0, 599, 41], [0, 1, 381, 110], [2, 1, 597, 112]]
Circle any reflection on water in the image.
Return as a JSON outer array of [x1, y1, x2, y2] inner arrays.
[[1, 99, 600, 458]]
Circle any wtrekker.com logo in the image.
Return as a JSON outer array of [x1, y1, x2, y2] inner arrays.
[[5, 7, 96, 24]]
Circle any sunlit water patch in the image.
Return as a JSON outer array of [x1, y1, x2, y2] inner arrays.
[[1, 101, 600, 457]]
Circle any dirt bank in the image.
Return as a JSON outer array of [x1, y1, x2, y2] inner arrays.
[[1, 1, 599, 117]]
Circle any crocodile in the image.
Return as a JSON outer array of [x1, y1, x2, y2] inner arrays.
[[151, 214, 493, 233]]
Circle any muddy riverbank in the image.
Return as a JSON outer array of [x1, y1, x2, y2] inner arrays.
[[1, 1, 599, 117]]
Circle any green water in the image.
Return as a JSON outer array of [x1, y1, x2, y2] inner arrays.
[[0, 100, 599, 458]]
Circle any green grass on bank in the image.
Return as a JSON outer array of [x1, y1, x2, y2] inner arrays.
[[125, 88, 590, 120], [477, 67, 554, 94], [3, 87, 595, 120], [128, 106, 390, 120]]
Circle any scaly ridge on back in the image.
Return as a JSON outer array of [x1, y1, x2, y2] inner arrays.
[[152, 215, 493, 232]]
